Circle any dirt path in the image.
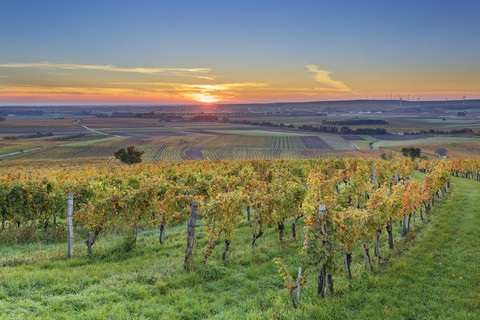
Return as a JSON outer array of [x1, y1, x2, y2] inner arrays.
[[185, 147, 205, 160], [0, 147, 43, 158]]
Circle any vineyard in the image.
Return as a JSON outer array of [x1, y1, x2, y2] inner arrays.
[[1, 157, 480, 318], [5, 144, 355, 162]]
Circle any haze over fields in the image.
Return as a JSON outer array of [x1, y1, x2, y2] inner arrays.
[[1, 0, 479, 106]]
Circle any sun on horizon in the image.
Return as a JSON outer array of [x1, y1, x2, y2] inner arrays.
[[191, 93, 220, 104]]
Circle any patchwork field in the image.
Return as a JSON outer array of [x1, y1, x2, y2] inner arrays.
[[0, 118, 365, 161], [2, 114, 480, 162]]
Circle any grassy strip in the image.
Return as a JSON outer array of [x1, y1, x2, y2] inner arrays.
[[0, 177, 479, 319], [372, 136, 480, 149], [316, 176, 480, 319], [61, 135, 128, 147]]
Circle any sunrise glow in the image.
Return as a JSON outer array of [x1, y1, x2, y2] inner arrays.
[[0, 1, 479, 105], [190, 93, 220, 104]]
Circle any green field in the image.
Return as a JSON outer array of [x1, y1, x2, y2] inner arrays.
[[371, 136, 480, 149], [3, 116, 480, 161], [1, 175, 479, 319], [210, 129, 311, 137]]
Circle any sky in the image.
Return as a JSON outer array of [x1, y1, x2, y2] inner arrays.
[[0, 0, 479, 105]]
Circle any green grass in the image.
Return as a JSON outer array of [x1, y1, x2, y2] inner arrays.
[[372, 136, 480, 149], [1, 176, 479, 319], [354, 176, 480, 319], [210, 129, 311, 136], [62, 135, 127, 147]]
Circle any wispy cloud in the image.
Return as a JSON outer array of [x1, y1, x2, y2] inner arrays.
[[0, 81, 269, 103], [305, 64, 352, 92], [0, 62, 211, 77], [0, 86, 147, 96], [111, 82, 266, 90]]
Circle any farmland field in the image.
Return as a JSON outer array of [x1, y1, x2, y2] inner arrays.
[[3, 115, 480, 161], [0, 117, 383, 161]]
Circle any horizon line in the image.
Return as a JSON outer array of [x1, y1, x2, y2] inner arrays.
[[1, 97, 480, 108]]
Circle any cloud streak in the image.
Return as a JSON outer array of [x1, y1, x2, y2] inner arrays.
[[111, 82, 266, 90], [0, 81, 269, 103], [0, 62, 355, 103], [0, 62, 211, 77], [305, 64, 352, 92]]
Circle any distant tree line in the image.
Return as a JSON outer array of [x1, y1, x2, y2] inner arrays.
[[0, 110, 44, 116], [3, 132, 54, 140], [0, 117, 6, 121], [101, 111, 327, 120], [52, 134, 86, 141], [418, 128, 474, 135], [189, 115, 218, 122], [228, 119, 387, 135], [322, 119, 388, 125], [338, 127, 387, 135], [108, 112, 184, 121]]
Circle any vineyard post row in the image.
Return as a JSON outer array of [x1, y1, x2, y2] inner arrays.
[[67, 193, 73, 258], [1, 157, 472, 306]]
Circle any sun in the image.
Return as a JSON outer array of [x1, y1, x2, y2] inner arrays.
[[191, 93, 220, 104]]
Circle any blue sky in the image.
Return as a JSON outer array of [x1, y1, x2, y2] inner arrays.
[[1, 0, 479, 104]]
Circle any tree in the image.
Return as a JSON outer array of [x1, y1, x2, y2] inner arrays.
[[435, 147, 448, 158], [114, 146, 144, 164], [401, 147, 421, 160]]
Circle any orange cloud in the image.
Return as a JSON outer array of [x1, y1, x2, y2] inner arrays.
[[305, 64, 352, 92], [0, 62, 210, 77], [111, 82, 268, 102], [0, 82, 269, 104]]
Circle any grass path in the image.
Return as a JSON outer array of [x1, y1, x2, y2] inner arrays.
[[336, 176, 480, 319]]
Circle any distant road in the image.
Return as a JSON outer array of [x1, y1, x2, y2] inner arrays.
[[74, 120, 109, 136], [0, 147, 43, 158]]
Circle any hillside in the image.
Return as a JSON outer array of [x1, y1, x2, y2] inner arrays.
[[0, 173, 479, 319]]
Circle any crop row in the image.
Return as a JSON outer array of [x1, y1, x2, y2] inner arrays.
[[0, 157, 461, 305]]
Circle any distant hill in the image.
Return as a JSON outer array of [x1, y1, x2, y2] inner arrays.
[[1, 99, 480, 115]]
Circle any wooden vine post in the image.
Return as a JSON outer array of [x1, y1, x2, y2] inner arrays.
[[184, 200, 198, 270], [67, 193, 74, 259], [317, 204, 328, 298], [296, 267, 302, 305], [373, 166, 381, 259], [372, 164, 376, 186], [386, 171, 399, 250]]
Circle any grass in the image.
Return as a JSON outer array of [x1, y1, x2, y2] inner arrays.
[[1, 178, 480, 319], [372, 136, 480, 149], [384, 141, 480, 159], [62, 135, 127, 147], [357, 176, 480, 319], [210, 129, 311, 136]]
